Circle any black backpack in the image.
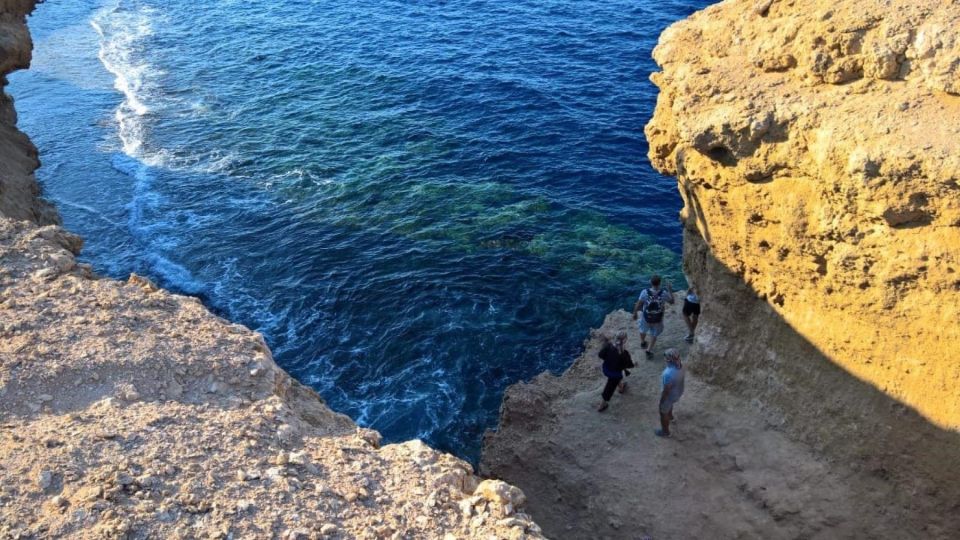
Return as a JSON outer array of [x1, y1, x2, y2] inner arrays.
[[642, 288, 664, 323]]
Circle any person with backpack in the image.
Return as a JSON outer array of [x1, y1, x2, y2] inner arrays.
[[632, 275, 675, 358], [597, 330, 634, 412]]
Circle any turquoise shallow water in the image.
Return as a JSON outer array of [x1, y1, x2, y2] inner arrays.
[[11, 0, 709, 461]]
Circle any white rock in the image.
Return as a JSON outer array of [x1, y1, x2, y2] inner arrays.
[[474, 479, 526, 508], [37, 470, 53, 490], [277, 424, 299, 444], [497, 517, 527, 529], [459, 498, 474, 518], [32, 268, 56, 281], [265, 467, 284, 481], [288, 451, 308, 466]]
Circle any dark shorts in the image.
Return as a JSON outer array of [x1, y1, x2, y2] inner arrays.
[[602, 376, 622, 402], [682, 299, 701, 316]]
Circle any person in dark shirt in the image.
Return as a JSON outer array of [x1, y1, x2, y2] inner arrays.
[[682, 285, 701, 343], [597, 330, 633, 412]]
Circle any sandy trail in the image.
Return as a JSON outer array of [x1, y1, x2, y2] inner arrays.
[[482, 305, 952, 539]]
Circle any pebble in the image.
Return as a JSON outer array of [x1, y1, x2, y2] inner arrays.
[[320, 523, 338, 536], [37, 470, 52, 490], [459, 498, 474, 518], [38, 394, 53, 402], [474, 479, 526, 508], [288, 451, 308, 466], [277, 424, 299, 444], [497, 517, 527, 529], [265, 467, 284, 481], [51, 495, 68, 508]]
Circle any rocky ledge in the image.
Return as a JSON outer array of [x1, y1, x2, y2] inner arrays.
[[483, 0, 960, 538], [0, 1, 542, 538]]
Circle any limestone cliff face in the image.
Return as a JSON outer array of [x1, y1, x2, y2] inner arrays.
[[0, 0, 58, 225], [0, 2, 543, 538], [646, 0, 960, 431]]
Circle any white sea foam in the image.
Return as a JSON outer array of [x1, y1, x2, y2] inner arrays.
[[91, 1, 237, 174], [91, 1, 160, 160]]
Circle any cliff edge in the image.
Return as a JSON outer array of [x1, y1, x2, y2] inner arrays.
[[483, 0, 960, 538], [0, 2, 543, 538]]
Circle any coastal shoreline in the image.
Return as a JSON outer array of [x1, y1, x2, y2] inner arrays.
[[0, 2, 545, 537]]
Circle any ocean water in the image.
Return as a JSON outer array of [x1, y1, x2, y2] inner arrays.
[[11, 0, 710, 462]]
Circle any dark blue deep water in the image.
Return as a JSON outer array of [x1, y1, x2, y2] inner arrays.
[[11, 0, 709, 461]]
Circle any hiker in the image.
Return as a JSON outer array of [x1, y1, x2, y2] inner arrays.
[[632, 275, 675, 358], [597, 330, 634, 412], [682, 285, 701, 343], [655, 348, 685, 437]]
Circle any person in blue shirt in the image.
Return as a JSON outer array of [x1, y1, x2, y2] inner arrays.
[[597, 330, 633, 412], [656, 348, 685, 437]]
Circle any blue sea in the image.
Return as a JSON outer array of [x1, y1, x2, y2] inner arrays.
[[11, 0, 709, 462]]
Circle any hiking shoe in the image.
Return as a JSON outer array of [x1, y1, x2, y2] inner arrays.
[[640, 341, 648, 349], [618, 381, 627, 394], [684, 335, 694, 343], [654, 429, 670, 438], [597, 402, 609, 412], [645, 350, 654, 359]]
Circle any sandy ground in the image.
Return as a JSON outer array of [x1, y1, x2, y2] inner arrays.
[[482, 303, 958, 539]]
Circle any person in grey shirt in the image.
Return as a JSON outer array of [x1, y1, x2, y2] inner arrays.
[[656, 348, 685, 437]]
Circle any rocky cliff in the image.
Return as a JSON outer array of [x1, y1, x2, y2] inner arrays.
[[483, 0, 960, 538], [0, 0, 57, 225], [0, 2, 543, 538], [646, 0, 960, 433]]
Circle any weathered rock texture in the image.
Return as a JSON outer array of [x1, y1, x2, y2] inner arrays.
[[484, 0, 960, 538], [0, 2, 543, 538], [0, 0, 57, 225], [647, 0, 960, 431]]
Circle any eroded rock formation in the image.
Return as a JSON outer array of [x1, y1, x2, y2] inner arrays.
[[646, 0, 959, 447], [0, 0, 57, 224], [0, 2, 543, 538]]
